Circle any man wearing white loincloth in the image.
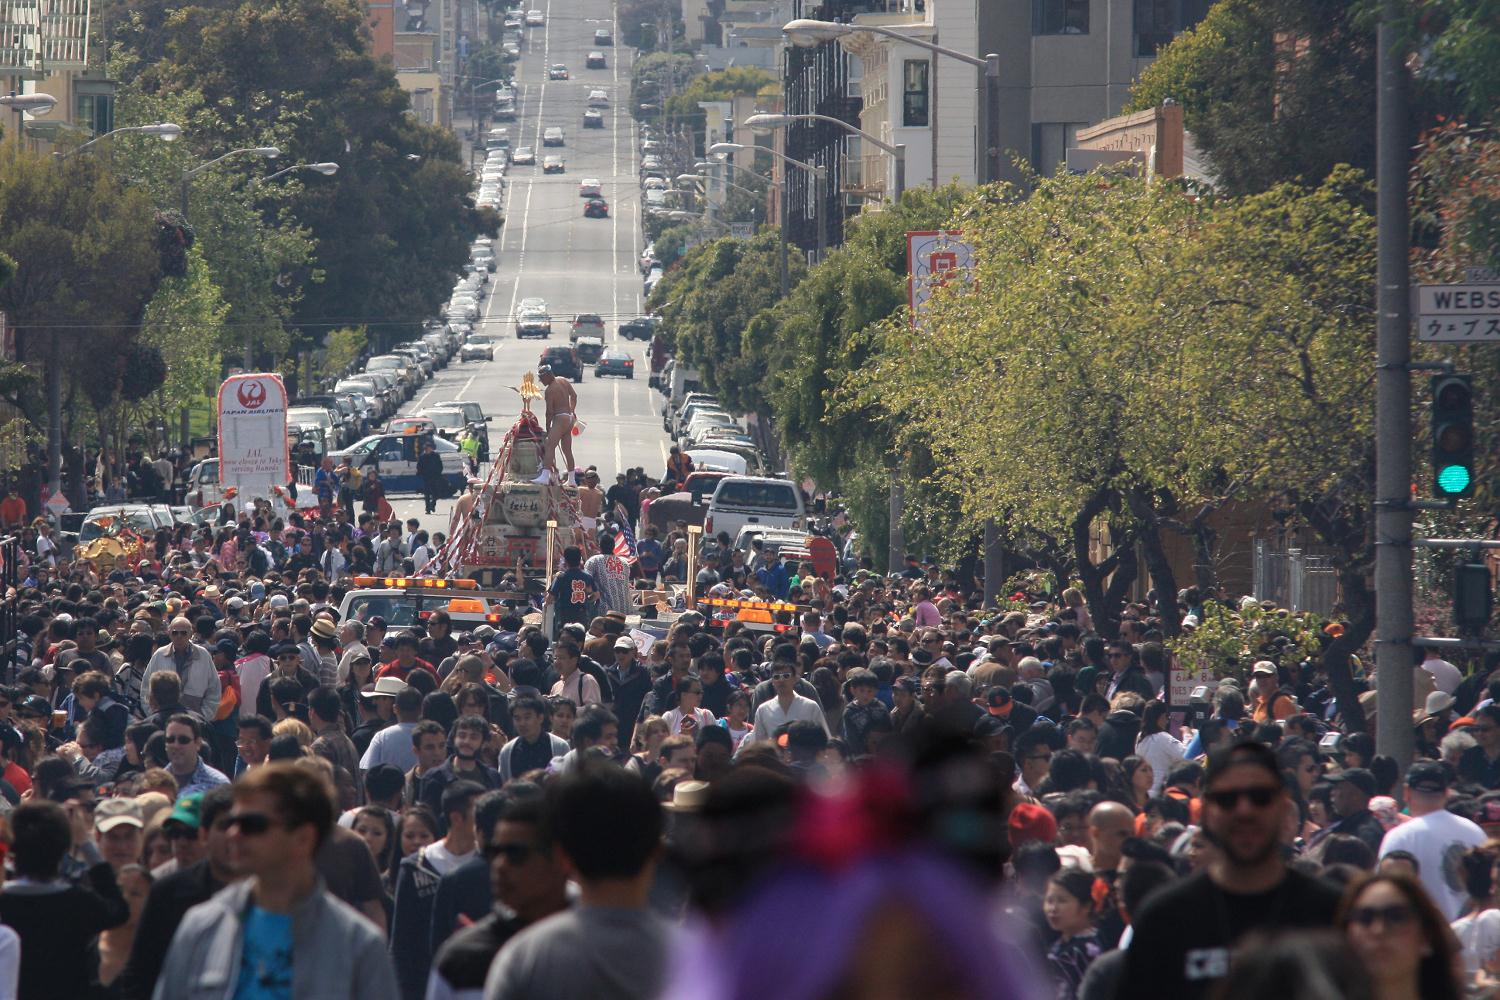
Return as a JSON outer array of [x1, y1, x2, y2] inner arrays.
[[537, 366, 578, 484]]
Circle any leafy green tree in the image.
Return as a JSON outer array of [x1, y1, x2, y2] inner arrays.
[[664, 67, 777, 149], [1414, 0, 1500, 120], [0, 153, 162, 502], [105, 78, 315, 369], [620, 0, 679, 49], [135, 247, 227, 423], [1126, 0, 1376, 195], [857, 168, 1378, 722], [114, 0, 486, 354], [648, 229, 799, 414], [320, 326, 368, 378]]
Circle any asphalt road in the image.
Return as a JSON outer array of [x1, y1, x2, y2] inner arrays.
[[387, 0, 668, 535]]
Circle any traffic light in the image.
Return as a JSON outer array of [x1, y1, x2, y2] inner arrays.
[[1431, 374, 1476, 498], [1454, 561, 1493, 633]]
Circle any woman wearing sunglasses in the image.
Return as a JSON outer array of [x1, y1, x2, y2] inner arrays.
[[1337, 873, 1461, 1000]]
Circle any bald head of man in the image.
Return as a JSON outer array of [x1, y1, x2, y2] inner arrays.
[[1088, 800, 1136, 872], [167, 616, 195, 651]]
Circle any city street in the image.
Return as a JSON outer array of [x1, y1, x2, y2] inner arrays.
[[388, 0, 668, 533]]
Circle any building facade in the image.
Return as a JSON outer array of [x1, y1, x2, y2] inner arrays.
[[771, 0, 1210, 222]]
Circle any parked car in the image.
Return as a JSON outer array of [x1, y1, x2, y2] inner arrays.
[[287, 406, 341, 453], [703, 476, 807, 538], [460, 335, 496, 361], [596, 348, 635, 378], [540, 345, 583, 382], [583, 197, 609, 218], [428, 400, 491, 461], [419, 408, 469, 442]]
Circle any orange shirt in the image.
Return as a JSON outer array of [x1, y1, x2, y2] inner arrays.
[[0, 495, 26, 527], [1253, 689, 1298, 723]]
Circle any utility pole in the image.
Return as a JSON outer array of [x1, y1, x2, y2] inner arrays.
[[1373, 0, 1414, 767], [980, 55, 1003, 607]]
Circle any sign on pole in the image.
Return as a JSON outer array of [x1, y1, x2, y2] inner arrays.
[[907, 230, 973, 328], [1416, 284, 1500, 342], [217, 373, 291, 493]]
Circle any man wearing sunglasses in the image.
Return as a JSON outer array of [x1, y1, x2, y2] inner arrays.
[[1117, 741, 1341, 1000], [141, 616, 222, 721], [430, 791, 569, 1000], [153, 763, 398, 1000], [163, 714, 229, 798]]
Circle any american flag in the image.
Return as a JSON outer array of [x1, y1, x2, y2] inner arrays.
[[612, 503, 637, 565]]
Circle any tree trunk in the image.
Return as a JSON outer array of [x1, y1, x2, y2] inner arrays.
[[1073, 490, 1135, 640], [1128, 487, 1181, 638], [45, 336, 60, 500]]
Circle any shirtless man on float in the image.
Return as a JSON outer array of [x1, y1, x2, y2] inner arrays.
[[537, 366, 578, 484]]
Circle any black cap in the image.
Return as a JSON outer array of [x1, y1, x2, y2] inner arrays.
[[16, 695, 51, 718], [1328, 767, 1377, 798], [1405, 761, 1451, 794]]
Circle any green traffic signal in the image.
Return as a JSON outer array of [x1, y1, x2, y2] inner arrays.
[[1430, 374, 1476, 499], [1437, 463, 1473, 496]]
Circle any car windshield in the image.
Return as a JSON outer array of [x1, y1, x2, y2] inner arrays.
[[425, 410, 466, 428], [288, 408, 331, 427], [79, 509, 156, 543], [714, 481, 798, 510]]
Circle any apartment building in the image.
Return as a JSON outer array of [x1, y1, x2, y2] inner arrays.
[[764, 0, 1208, 219]]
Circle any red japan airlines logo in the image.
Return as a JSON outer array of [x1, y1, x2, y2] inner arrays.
[[237, 380, 267, 410]]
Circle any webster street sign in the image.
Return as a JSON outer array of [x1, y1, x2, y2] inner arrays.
[[1416, 283, 1500, 342]]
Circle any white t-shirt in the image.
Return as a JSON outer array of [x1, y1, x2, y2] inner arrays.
[[1379, 809, 1488, 920], [423, 838, 476, 877], [1452, 909, 1500, 975]]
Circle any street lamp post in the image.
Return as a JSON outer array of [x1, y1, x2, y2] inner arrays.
[[785, 18, 1001, 591], [254, 161, 340, 185], [744, 111, 905, 201], [61, 122, 183, 157], [466, 76, 508, 137], [180, 146, 281, 216], [0, 92, 56, 158]]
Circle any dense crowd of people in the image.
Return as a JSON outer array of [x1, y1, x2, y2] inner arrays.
[[0, 492, 1496, 1000]]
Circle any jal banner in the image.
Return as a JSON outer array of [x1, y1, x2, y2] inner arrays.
[[217, 373, 291, 489], [906, 230, 973, 329]]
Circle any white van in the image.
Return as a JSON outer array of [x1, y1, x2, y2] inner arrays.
[[703, 476, 806, 539]]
